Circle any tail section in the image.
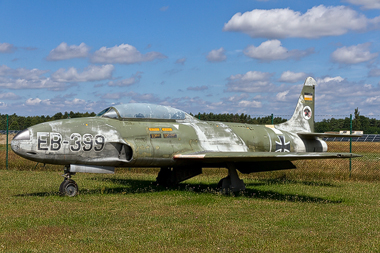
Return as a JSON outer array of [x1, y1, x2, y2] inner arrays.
[[275, 77, 316, 133]]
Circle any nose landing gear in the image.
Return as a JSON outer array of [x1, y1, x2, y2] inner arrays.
[[60, 167, 78, 197]]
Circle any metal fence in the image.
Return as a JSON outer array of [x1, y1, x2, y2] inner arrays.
[[1, 114, 379, 181], [0, 115, 9, 170], [290, 140, 380, 181]]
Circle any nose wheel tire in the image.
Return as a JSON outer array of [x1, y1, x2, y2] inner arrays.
[[59, 179, 79, 197]]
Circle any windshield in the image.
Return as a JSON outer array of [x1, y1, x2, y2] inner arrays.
[[96, 107, 110, 117], [96, 107, 119, 119], [96, 103, 188, 120]]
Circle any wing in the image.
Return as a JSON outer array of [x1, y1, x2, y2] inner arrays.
[[173, 151, 360, 162], [297, 132, 362, 139]]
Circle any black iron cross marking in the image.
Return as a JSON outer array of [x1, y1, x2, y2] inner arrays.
[[275, 136, 290, 152]]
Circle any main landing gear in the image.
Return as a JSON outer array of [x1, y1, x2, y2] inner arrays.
[[59, 166, 78, 197], [217, 164, 246, 193], [156, 166, 202, 186]]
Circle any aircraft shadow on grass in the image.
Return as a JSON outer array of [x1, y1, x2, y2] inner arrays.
[[254, 178, 340, 188], [15, 177, 342, 204]]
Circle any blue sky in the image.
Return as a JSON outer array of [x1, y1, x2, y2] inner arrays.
[[1, 0, 380, 118]]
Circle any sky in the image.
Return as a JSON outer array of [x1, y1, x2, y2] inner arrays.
[[0, 0, 380, 118]]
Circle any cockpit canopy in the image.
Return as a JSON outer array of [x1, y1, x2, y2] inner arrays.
[[96, 103, 189, 120]]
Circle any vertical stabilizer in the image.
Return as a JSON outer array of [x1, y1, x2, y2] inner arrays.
[[275, 77, 316, 133]]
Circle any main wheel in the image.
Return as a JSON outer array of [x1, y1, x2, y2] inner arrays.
[[217, 175, 230, 189], [59, 179, 79, 197], [156, 167, 173, 186]]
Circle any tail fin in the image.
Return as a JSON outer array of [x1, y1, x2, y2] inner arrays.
[[275, 77, 316, 133]]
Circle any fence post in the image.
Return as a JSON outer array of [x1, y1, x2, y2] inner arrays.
[[349, 114, 352, 178], [6, 114, 8, 170]]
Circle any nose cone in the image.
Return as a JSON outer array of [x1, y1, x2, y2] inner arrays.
[[11, 129, 31, 155]]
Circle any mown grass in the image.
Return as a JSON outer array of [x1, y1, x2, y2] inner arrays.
[[1, 140, 379, 251], [0, 170, 379, 252]]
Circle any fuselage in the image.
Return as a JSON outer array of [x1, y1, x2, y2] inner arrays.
[[9, 78, 361, 196], [11, 116, 327, 168]]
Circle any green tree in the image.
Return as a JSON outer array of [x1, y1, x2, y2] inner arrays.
[[315, 120, 330, 133], [9, 120, 20, 130], [353, 108, 361, 130]]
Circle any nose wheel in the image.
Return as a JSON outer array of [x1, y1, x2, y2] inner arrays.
[[59, 179, 78, 197], [60, 167, 79, 197]]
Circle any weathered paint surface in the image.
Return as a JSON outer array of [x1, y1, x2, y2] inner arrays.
[[11, 77, 357, 175], [10, 115, 328, 167], [276, 77, 316, 134], [183, 122, 248, 152]]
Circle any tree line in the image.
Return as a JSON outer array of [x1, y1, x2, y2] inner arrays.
[[189, 112, 287, 125], [0, 111, 96, 131], [1, 108, 379, 134], [314, 108, 380, 134]]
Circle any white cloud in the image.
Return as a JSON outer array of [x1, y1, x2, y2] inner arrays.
[[290, 76, 380, 115], [317, 76, 345, 84], [206, 47, 227, 62], [237, 100, 262, 108], [226, 93, 249, 102], [166, 96, 227, 113], [0, 43, 15, 53], [331, 43, 378, 64], [126, 92, 161, 103], [187, 85, 208, 91], [365, 96, 380, 104], [315, 76, 380, 98], [223, 5, 377, 39], [219, 94, 263, 112], [164, 68, 182, 76], [101, 91, 161, 104], [0, 65, 11, 76], [91, 44, 167, 64], [276, 90, 290, 101], [369, 68, 380, 77], [51, 65, 114, 82], [0, 92, 20, 100], [25, 98, 42, 106], [279, 71, 308, 83], [0, 65, 49, 80], [46, 42, 90, 61], [226, 71, 274, 93], [244, 40, 313, 61], [107, 72, 142, 87], [0, 65, 67, 90], [101, 93, 123, 100], [229, 71, 272, 82], [175, 57, 187, 65], [344, 0, 380, 10], [0, 78, 66, 90], [65, 98, 86, 105], [23, 97, 98, 113]]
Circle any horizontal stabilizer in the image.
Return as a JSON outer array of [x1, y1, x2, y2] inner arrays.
[[297, 132, 363, 139], [173, 151, 361, 162]]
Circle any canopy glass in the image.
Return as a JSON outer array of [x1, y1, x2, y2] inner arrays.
[[96, 103, 188, 120]]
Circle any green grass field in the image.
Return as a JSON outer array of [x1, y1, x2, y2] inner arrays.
[[1, 170, 379, 252], [1, 140, 380, 252]]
